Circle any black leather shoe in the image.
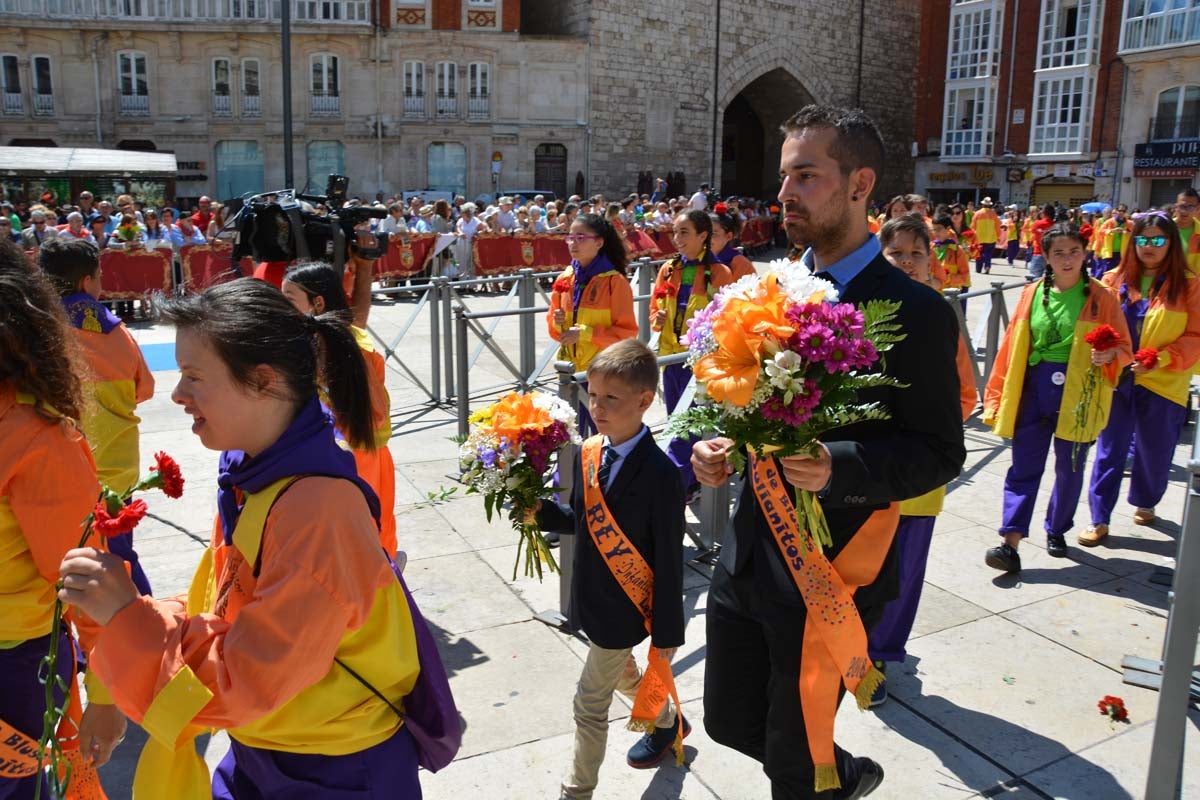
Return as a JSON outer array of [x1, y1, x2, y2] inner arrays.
[[1046, 535, 1068, 558], [626, 715, 690, 768], [834, 757, 884, 799], [985, 543, 1021, 573]]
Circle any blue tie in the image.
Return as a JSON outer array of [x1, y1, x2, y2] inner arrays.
[[597, 445, 618, 493]]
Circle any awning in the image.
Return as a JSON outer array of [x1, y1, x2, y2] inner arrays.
[[0, 147, 177, 178]]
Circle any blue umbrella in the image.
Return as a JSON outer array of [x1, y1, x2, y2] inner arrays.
[[1081, 202, 1111, 214]]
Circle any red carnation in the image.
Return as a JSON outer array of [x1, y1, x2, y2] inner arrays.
[[150, 451, 185, 498], [1134, 348, 1159, 370], [1084, 324, 1121, 352], [713, 202, 729, 215], [92, 499, 148, 538], [652, 283, 678, 302], [1097, 695, 1129, 723], [552, 275, 572, 294]]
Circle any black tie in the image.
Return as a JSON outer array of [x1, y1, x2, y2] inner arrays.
[[597, 445, 618, 493]]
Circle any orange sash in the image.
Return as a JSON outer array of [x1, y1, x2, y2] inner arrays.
[[0, 718, 39, 779], [749, 454, 899, 793], [580, 436, 684, 765]]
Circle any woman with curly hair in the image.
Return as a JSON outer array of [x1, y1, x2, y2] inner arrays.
[[0, 239, 126, 797]]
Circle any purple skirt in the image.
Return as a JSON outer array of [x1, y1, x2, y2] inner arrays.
[[212, 724, 422, 800]]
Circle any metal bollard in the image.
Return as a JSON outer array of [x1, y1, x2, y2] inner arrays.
[[455, 306, 470, 438], [518, 268, 536, 386], [429, 278, 441, 402], [984, 281, 1004, 378], [533, 361, 581, 631], [442, 278, 456, 400], [637, 257, 653, 343]]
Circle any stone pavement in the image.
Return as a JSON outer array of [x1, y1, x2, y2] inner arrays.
[[95, 251, 1200, 799]]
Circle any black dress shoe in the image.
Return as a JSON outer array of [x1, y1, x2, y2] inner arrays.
[[834, 757, 884, 799], [1046, 535, 1068, 558], [985, 543, 1021, 573], [541, 530, 560, 547]]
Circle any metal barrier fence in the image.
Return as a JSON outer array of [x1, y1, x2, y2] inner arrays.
[[365, 257, 668, 410], [1140, 387, 1200, 799]]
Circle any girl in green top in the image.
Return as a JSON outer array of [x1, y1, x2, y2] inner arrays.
[[983, 225, 1132, 573]]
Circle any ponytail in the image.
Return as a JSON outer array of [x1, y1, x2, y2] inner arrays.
[[307, 311, 376, 450], [156, 279, 376, 451]]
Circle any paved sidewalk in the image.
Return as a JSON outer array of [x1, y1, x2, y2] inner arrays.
[[96, 252, 1199, 799]]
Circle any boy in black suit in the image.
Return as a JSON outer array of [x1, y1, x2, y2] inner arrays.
[[535, 338, 687, 800]]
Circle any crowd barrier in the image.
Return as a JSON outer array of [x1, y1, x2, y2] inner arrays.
[[374, 233, 439, 280], [471, 234, 573, 277], [97, 248, 173, 301], [179, 243, 255, 292]]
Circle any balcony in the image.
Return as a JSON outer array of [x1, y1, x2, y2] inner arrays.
[[941, 128, 988, 159], [311, 91, 339, 116], [1148, 114, 1200, 142], [242, 93, 261, 117], [32, 92, 53, 115], [2, 92, 21, 115], [435, 93, 457, 118], [467, 94, 489, 120], [403, 92, 424, 118], [1120, 7, 1200, 53], [213, 92, 231, 116], [0, 0, 371, 23], [119, 93, 149, 116]]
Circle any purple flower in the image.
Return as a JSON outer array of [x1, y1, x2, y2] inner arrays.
[[479, 447, 499, 468], [761, 379, 822, 425], [790, 321, 836, 362], [823, 339, 857, 373], [828, 303, 865, 337]]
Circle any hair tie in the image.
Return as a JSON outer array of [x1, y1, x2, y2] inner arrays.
[[304, 313, 323, 334]]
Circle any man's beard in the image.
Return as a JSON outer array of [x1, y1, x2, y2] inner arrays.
[[783, 191, 851, 255]]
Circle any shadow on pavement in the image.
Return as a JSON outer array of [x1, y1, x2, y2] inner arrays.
[[887, 663, 1130, 800]]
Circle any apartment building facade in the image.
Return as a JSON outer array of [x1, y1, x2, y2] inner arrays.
[[0, 0, 587, 205], [914, 0, 1126, 210]]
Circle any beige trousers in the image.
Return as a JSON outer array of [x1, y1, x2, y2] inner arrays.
[[561, 641, 676, 800]]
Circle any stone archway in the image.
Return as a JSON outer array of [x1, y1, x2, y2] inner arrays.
[[719, 67, 815, 198]]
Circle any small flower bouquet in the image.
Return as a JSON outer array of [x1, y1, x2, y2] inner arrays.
[[115, 222, 141, 247], [667, 259, 905, 550], [1135, 347, 1159, 370], [36, 452, 184, 800], [460, 391, 580, 580], [1071, 324, 1123, 469]]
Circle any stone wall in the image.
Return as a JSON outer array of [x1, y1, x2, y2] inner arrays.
[[540, 0, 921, 201]]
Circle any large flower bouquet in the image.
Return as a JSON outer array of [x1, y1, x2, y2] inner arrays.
[[667, 259, 905, 550], [36, 452, 184, 800], [460, 391, 579, 580]]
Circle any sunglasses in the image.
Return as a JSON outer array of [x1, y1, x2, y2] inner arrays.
[[564, 234, 598, 244], [1135, 235, 1167, 247]]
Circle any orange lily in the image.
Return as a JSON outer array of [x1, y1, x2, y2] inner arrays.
[[695, 312, 765, 406], [489, 392, 553, 441], [727, 273, 795, 344]]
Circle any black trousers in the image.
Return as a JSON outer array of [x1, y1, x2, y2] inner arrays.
[[704, 560, 878, 800]]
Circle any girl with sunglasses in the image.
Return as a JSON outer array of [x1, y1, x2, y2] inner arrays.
[[1080, 212, 1200, 546]]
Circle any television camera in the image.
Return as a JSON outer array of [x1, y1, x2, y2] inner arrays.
[[228, 175, 388, 275]]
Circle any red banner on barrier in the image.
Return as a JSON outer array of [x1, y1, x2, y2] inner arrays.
[[624, 229, 661, 259], [375, 233, 438, 279], [180, 243, 255, 293], [471, 233, 572, 276], [98, 248, 173, 300]]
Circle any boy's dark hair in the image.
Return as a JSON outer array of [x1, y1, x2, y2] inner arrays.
[[781, 105, 885, 185], [156, 279, 376, 450], [932, 214, 954, 230], [38, 237, 100, 297], [879, 215, 931, 252], [587, 339, 659, 394]]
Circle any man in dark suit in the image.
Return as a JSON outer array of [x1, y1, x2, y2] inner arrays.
[[693, 106, 967, 799]]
